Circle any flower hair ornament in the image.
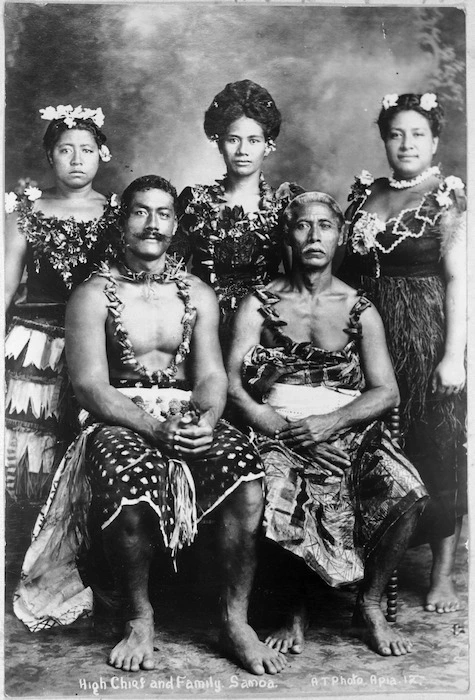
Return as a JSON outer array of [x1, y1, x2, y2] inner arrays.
[[39, 104, 105, 128], [39, 104, 112, 160], [264, 139, 276, 157], [99, 145, 112, 162], [419, 93, 438, 111], [381, 94, 399, 110], [381, 92, 438, 112]]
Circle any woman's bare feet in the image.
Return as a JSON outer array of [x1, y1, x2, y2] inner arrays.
[[425, 573, 460, 613], [352, 596, 413, 656], [265, 604, 308, 654], [109, 616, 156, 672], [425, 528, 462, 613], [220, 621, 287, 675]]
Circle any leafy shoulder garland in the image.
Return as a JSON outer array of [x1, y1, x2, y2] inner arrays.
[[96, 259, 196, 385], [6, 190, 120, 289], [182, 175, 299, 288], [347, 170, 466, 259]]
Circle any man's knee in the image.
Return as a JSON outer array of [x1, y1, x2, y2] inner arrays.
[[226, 479, 264, 521], [112, 503, 148, 538]]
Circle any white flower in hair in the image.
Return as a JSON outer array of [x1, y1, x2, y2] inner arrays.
[[99, 145, 112, 162], [4, 192, 18, 213], [24, 186, 42, 201], [93, 107, 105, 128], [419, 93, 438, 111], [110, 193, 120, 207], [56, 104, 74, 118], [266, 139, 276, 153], [39, 106, 59, 121], [382, 94, 399, 110], [39, 104, 106, 129]]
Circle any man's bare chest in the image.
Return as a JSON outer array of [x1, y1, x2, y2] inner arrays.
[[106, 284, 189, 357]]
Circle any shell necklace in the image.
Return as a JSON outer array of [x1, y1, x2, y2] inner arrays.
[[388, 165, 440, 190]]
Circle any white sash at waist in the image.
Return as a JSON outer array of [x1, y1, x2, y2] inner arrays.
[[266, 383, 360, 419], [116, 387, 192, 421], [78, 387, 193, 427]]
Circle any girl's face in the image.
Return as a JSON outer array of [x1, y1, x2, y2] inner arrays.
[[50, 128, 100, 189], [220, 117, 267, 178], [384, 110, 438, 181]]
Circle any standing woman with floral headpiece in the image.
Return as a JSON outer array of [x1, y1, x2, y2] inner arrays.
[[4, 105, 120, 502], [168, 79, 303, 354], [339, 93, 466, 614]]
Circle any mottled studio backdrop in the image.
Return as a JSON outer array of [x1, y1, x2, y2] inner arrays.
[[4, 3, 466, 206]]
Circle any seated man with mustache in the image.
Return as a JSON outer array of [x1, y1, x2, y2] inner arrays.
[[227, 191, 428, 658], [14, 175, 286, 677]]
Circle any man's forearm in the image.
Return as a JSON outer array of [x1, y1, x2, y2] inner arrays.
[[228, 384, 287, 437], [192, 372, 228, 428], [332, 386, 398, 433], [74, 380, 160, 441]]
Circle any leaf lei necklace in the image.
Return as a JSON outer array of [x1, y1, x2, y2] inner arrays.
[[118, 255, 187, 298], [100, 259, 196, 384], [198, 174, 281, 286], [17, 193, 119, 288]]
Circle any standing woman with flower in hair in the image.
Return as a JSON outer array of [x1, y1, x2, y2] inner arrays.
[[169, 79, 303, 354], [4, 105, 120, 502], [339, 93, 466, 614]]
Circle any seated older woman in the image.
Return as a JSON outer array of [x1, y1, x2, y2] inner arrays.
[[227, 191, 428, 657]]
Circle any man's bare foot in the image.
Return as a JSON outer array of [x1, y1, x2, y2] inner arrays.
[[425, 573, 461, 613], [352, 598, 413, 656], [109, 617, 156, 672], [265, 605, 308, 654], [220, 621, 287, 675]]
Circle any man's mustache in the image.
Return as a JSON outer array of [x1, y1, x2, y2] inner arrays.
[[136, 229, 170, 240]]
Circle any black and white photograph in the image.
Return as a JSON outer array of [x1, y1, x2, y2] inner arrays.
[[3, 1, 471, 698]]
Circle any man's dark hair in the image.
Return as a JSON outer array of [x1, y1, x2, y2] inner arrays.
[[120, 175, 178, 222]]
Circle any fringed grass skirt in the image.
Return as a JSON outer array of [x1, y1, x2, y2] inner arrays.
[[361, 274, 467, 540], [5, 315, 76, 502]]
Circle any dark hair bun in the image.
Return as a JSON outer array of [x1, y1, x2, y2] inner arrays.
[[204, 79, 281, 142]]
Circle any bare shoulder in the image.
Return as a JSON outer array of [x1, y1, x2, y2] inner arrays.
[[68, 270, 109, 308], [237, 290, 262, 316], [187, 274, 218, 303], [186, 274, 220, 318], [330, 277, 380, 323], [357, 294, 384, 332], [5, 210, 24, 239]]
